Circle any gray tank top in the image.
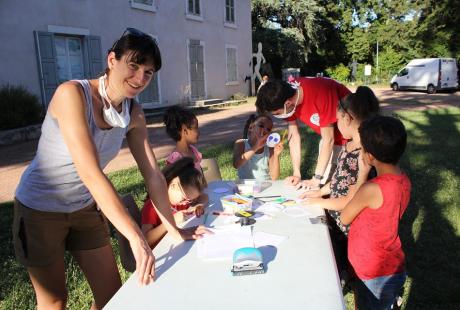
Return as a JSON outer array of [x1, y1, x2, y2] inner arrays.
[[237, 139, 270, 180], [15, 80, 130, 212]]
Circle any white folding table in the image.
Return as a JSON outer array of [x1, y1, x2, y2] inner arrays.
[[106, 180, 345, 310]]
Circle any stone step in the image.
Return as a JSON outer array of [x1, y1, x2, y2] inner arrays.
[[193, 99, 223, 107]]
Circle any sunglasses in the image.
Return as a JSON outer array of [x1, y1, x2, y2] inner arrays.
[[108, 27, 154, 54]]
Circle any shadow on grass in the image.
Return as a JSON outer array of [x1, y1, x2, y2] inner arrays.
[[2, 108, 459, 309], [398, 108, 460, 309]]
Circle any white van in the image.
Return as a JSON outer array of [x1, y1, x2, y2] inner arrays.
[[390, 58, 458, 94]]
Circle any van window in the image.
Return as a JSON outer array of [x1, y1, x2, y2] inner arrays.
[[398, 68, 409, 77]]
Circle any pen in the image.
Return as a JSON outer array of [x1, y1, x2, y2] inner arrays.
[[212, 211, 233, 216], [253, 195, 281, 199]]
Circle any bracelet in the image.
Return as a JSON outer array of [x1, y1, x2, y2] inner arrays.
[[313, 174, 323, 180]]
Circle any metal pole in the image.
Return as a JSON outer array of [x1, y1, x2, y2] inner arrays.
[[376, 40, 379, 84]]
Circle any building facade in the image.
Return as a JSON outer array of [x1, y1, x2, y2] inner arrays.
[[0, 0, 252, 109]]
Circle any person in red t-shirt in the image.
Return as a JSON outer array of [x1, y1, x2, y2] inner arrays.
[[142, 157, 209, 248], [256, 77, 351, 189], [341, 115, 411, 309]]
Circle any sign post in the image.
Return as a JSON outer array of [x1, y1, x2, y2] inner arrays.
[[364, 65, 372, 85]]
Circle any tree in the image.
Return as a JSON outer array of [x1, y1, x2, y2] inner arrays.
[[251, 0, 324, 76], [415, 0, 460, 59]]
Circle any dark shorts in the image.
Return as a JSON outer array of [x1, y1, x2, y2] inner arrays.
[[12, 198, 110, 267]]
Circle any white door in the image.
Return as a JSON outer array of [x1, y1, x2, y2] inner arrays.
[[396, 68, 410, 87], [441, 59, 458, 88]]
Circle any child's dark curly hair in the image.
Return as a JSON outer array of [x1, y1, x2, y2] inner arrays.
[[162, 157, 207, 191], [163, 105, 197, 141]]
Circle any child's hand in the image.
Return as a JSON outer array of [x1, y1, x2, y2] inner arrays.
[[274, 142, 284, 156], [301, 197, 323, 208], [298, 189, 322, 199], [192, 203, 205, 217], [253, 132, 269, 152], [296, 179, 321, 191]]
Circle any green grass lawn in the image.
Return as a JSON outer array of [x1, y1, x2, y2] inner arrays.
[[1, 107, 459, 309]]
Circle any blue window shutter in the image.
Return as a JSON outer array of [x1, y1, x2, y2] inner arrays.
[[86, 36, 103, 78], [34, 31, 59, 107]]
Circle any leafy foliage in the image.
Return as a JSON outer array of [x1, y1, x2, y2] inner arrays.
[[251, 0, 325, 77], [252, 0, 459, 81], [325, 63, 351, 82], [374, 47, 407, 81], [0, 85, 44, 130]]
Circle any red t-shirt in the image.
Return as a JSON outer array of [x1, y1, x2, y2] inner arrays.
[[348, 173, 411, 280], [141, 198, 190, 227], [287, 77, 351, 145]]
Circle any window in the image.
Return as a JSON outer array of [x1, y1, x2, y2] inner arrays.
[[225, 45, 238, 84], [188, 0, 201, 16], [55, 36, 84, 83], [131, 0, 156, 12], [188, 39, 206, 99], [398, 68, 409, 77], [225, 0, 235, 23], [35, 31, 102, 106]]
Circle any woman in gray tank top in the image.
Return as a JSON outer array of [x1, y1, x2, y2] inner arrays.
[[13, 28, 208, 309]]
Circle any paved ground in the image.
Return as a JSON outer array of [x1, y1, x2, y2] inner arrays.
[[1, 88, 459, 203]]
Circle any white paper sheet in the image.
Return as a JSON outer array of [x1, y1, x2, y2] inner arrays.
[[197, 225, 253, 260], [253, 231, 288, 248], [283, 206, 312, 218]]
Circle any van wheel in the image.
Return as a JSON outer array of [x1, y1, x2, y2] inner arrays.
[[391, 83, 399, 91], [427, 84, 436, 94]]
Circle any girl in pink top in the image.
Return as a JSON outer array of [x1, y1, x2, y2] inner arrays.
[[163, 105, 202, 171], [341, 115, 411, 309]]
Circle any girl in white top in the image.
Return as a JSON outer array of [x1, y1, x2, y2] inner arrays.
[[233, 114, 283, 180]]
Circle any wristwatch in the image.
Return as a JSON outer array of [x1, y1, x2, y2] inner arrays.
[[313, 174, 323, 180]]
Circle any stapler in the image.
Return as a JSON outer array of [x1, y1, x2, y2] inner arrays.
[[231, 247, 265, 276]]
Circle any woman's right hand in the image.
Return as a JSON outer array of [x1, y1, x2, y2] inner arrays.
[[179, 225, 211, 240], [129, 234, 155, 286]]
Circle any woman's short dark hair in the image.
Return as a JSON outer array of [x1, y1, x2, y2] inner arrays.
[[110, 30, 162, 72], [255, 80, 297, 113], [162, 157, 207, 191], [163, 105, 198, 142], [359, 115, 407, 165], [339, 86, 379, 121]]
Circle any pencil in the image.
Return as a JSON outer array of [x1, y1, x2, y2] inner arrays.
[[253, 195, 281, 199], [281, 129, 288, 143]]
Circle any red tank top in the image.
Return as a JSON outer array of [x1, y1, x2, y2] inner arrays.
[[348, 173, 411, 280]]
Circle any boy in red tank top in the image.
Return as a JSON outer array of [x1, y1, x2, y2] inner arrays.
[[340, 115, 411, 309]]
